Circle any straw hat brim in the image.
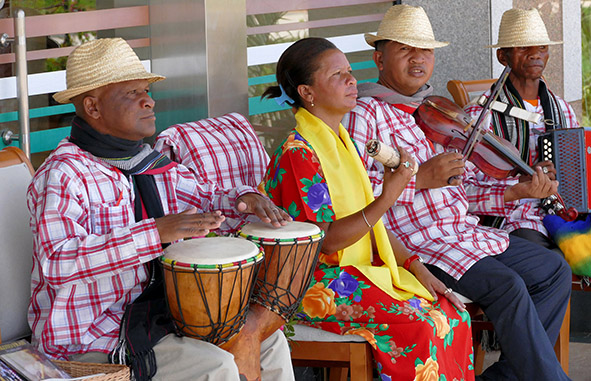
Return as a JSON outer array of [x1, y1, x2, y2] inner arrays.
[[365, 33, 449, 49], [486, 40, 562, 49], [53, 73, 165, 104]]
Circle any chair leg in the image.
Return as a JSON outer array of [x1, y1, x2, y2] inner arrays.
[[328, 367, 348, 381], [474, 343, 486, 375], [349, 342, 373, 381], [554, 299, 570, 375]]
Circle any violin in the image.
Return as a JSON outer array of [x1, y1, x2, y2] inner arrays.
[[414, 95, 578, 222]]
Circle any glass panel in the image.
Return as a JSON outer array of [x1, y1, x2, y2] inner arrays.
[[0, 1, 149, 168], [246, 1, 391, 154]]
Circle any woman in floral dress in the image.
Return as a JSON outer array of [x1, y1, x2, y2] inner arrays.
[[259, 37, 474, 381]]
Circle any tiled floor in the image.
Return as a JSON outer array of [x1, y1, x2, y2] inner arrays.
[[569, 341, 591, 381], [295, 339, 591, 380], [480, 340, 591, 381]]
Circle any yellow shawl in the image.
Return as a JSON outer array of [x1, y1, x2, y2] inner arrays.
[[295, 108, 432, 301]]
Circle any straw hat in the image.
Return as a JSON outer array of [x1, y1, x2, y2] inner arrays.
[[364, 4, 449, 49], [487, 8, 562, 48], [53, 38, 165, 104]]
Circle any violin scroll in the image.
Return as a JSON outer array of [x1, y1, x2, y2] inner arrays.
[[541, 195, 578, 222]]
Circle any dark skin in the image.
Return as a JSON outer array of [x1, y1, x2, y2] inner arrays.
[[498, 46, 557, 181], [72, 79, 291, 243], [296, 49, 466, 311], [374, 41, 558, 200], [72, 79, 293, 381]]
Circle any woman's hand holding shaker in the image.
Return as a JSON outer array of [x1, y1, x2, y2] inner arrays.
[[366, 139, 418, 176]]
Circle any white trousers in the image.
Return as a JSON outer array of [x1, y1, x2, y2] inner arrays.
[[71, 330, 294, 381]]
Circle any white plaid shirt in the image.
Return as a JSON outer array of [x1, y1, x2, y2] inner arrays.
[[464, 90, 579, 236], [155, 113, 270, 234], [27, 139, 255, 359], [343, 97, 519, 279]]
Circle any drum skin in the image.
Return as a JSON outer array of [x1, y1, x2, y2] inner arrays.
[[160, 237, 263, 345], [238, 221, 325, 321]]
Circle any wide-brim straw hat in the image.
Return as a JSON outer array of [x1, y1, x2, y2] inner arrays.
[[53, 38, 165, 104], [487, 8, 562, 48], [364, 4, 449, 49]]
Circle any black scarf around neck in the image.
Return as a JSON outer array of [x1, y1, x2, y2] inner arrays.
[[70, 116, 176, 381]]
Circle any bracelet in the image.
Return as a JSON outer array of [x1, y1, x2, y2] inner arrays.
[[361, 208, 373, 228], [403, 254, 423, 271]]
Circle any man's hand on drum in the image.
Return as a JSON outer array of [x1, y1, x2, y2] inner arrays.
[[155, 208, 225, 243], [236, 193, 292, 227]]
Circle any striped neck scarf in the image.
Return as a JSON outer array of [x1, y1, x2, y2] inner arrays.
[[70, 116, 176, 221], [491, 78, 566, 165]]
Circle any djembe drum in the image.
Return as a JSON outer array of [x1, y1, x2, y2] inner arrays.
[[237, 221, 324, 321], [159, 237, 263, 346]]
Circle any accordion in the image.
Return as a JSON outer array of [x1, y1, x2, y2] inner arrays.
[[538, 127, 591, 213]]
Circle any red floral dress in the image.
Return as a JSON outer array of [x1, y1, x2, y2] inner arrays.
[[260, 131, 474, 381]]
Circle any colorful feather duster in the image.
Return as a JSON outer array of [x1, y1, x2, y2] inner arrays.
[[544, 214, 591, 277]]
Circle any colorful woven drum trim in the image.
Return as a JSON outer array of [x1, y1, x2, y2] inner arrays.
[[159, 248, 264, 270], [237, 230, 325, 245]]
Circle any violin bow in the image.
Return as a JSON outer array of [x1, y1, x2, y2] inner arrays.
[[461, 65, 512, 158]]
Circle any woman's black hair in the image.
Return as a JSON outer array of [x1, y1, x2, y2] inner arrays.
[[261, 37, 338, 108]]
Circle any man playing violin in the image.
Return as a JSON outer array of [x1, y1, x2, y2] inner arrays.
[[343, 5, 571, 380], [465, 8, 579, 250]]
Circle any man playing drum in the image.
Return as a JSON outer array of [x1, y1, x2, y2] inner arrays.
[[27, 38, 293, 381], [464, 8, 579, 249], [343, 5, 572, 380]]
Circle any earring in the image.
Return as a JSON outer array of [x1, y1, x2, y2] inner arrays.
[[310, 99, 315, 107]]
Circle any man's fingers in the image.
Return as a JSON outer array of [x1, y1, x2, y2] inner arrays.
[[255, 203, 290, 227], [236, 200, 248, 213], [237, 193, 292, 227], [155, 211, 226, 243]]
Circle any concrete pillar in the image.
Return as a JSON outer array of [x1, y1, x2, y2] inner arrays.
[[148, 0, 248, 132]]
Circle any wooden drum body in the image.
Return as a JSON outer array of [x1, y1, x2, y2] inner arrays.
[[159, 237, 263, 346], [238, 221, 324, 321]]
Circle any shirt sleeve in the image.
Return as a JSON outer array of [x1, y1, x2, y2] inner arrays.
[[173, 164, 258, 219], [343, 106, 383, 193], [261, 134, 335, 223], [344, 102, 417, 205], [463, 159, 519, 216], [28, 168, 163, 290], [559, 98, 580, 128]]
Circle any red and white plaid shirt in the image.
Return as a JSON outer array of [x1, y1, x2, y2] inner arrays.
[[343, 97, 519, 279], [27, 140, 255, 359], [464, 90, 579, 236], [155, 113, 270, 234]]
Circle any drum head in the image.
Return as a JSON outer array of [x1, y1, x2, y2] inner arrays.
[[238, 221, 322, 241], [162, 237, 261, 267]]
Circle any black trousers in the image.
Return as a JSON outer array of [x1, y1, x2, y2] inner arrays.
[[426, 235, 571, 381]]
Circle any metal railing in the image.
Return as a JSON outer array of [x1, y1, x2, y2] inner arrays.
[[1, 10, 29, 158], [0, 5, 150, 156]]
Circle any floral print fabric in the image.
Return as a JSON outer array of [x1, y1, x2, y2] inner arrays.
[[260, 131, 474, 380]]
